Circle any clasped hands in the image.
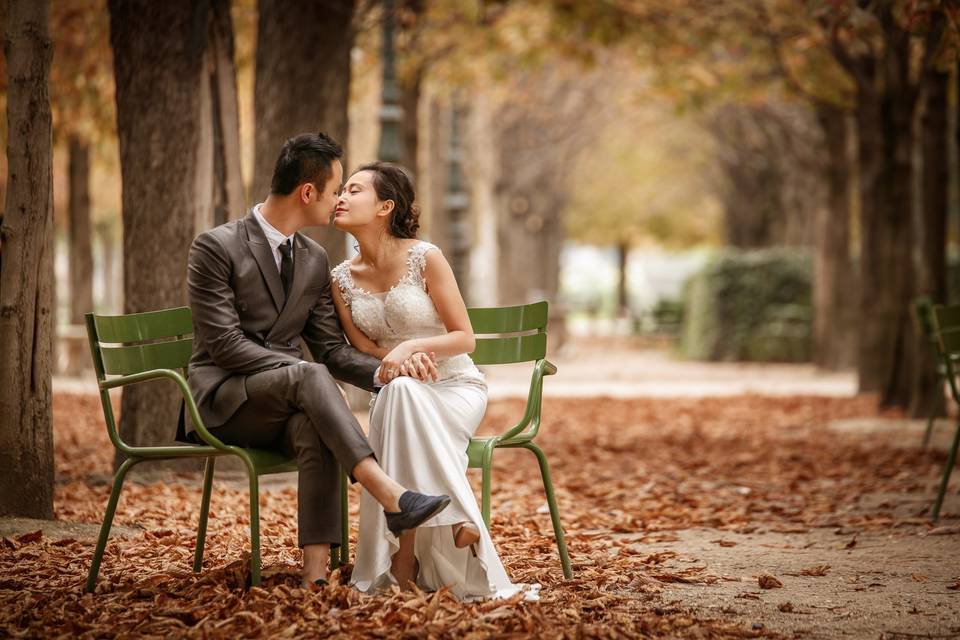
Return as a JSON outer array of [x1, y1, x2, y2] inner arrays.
[[378, 343, 438, 384]]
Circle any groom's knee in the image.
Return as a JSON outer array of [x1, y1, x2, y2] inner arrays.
[[297, 361, 335, 391]]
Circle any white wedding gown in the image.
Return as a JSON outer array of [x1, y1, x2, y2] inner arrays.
[[332, 241, 538, 601]]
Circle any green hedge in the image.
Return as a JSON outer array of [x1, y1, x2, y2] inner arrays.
[[680, 249, 812, 362]]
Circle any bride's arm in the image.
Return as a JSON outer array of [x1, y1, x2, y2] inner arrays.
[[331, 279, 390, 359], [384, 250, 476, 368]]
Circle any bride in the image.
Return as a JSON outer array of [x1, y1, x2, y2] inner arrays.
[[330, 162, 536, 600]]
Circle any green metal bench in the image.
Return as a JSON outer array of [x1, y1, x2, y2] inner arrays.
[[928, 304, 960, 521], [83, 307, 349, 592], [913, 297, 948, 448], [84, 301, 573, 591], [466, 301, 573, 579]]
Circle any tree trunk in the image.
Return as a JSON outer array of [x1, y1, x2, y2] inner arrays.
[[616, 239, 629, 316], [400, 62, 423, 177], [0, 0, 55, 518], [109, 0, 214, 469], [252, 0, 355, 265], [201, 0, 244, 226], [854, 28, 918, 407], [911, 68, 950, 416], [68, 135, 93, 325], [918, 71, 949, 305], [812, 104, 856, 370]]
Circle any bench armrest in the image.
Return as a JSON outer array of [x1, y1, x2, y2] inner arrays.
[[498, 358, 557, 442], [99, 369, 231, 453]]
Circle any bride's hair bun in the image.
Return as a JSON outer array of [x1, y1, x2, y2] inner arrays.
[[354, 161, 420, 239]]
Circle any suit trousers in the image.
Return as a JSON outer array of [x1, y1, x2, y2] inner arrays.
[[209, 362, 375, 547]]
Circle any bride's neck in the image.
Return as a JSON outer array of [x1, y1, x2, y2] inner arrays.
[[353, 228, 402, 267]]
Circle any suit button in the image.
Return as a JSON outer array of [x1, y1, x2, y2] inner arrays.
[[286, 340, 293, 347], [264, 341, 272, 349]]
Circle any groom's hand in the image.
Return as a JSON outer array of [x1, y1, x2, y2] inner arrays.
[[400, 351, 438, 382]]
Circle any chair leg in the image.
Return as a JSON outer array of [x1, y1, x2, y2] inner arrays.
[[932, 417, 960, 522], [85, 457, 142, 593], [480, 444, 495, 529], [245, 462, 262, 586], [522, 442, 573, 580], [922, 376, 943, 448], [339, 467, 349, 566], [193, 457, 216, 572]]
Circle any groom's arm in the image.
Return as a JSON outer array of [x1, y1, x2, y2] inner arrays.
[[188, 231, 300, 374], [302, 267, 381, 392]]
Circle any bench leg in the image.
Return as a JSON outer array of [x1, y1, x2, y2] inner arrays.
[[481, 443, 495, 529], [86, 457, 142, 593], [923, 376, 943, 448], [932, 417, 960, 522], [244, 461, 262, 586], [522, 442, 573, 579], [193, 457, 216, 572]]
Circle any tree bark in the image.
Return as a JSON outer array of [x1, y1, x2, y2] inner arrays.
[[918, 70, 949, 307], [202, 0, 244, 226], [812, 104, 856, 370], [109, 0, 214, 469], [400, 62, 423, 177], [68, 135, 93, 324], [493, 69, 602, 308], [616, 239, 629, 316], [0, 0, 55, 518], [910, 68, 950, 417], [854, 24, 918, 408], [253, 0, 355, 266]]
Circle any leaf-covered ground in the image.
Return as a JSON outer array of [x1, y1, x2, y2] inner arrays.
[[1, 392, 957, 638]]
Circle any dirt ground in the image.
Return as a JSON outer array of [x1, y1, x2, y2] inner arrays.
[[3, 352, 959, 638]]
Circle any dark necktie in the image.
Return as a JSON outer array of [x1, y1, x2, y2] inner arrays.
[[278, 239, 293, 298]]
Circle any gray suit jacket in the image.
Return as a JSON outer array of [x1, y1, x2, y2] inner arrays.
[[181, 209, 379, 438]]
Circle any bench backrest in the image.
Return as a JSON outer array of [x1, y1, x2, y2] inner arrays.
[[85, 301, 550, 378], [85, 307, 194, 380], [468, 301, 548, 365]]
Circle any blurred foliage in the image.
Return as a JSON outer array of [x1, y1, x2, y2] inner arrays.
[[565, 95, 722, 250], [680, 248, 812, 362]]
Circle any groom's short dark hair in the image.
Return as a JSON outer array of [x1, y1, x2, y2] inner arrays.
[[270, 132, 344, 195]]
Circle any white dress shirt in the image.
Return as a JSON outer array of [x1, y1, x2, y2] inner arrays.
[[253, 203, 294, 271]]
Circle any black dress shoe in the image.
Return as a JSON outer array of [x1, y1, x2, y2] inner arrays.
[[313, 578, 328, 587], [384, 491, 451, 537]]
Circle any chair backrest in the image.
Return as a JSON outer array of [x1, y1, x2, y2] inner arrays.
[[468, 301, 548, 365], [85, 307, 194, 381], [913, 296, 937, 345], [931, 304, 960, 401]]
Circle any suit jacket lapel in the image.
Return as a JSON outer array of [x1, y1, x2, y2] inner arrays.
[[243, 211, 285, 313]]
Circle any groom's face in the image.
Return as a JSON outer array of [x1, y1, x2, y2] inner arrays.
[[305, 159, 344, 226]]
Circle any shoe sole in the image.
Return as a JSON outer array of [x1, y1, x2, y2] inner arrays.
[[390, 496, 451, 536]]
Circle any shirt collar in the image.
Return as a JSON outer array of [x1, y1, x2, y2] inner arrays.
[[252, 203, 295, 250]]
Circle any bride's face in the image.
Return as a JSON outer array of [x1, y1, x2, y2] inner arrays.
[[333, 170, 393, 232]]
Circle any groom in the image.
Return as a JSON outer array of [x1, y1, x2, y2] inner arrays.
[[183, 131, 446, 587]]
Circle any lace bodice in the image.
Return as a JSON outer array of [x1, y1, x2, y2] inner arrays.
[[332, 241, 484, 383]]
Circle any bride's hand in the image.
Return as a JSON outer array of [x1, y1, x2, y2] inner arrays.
[[379, 343, 417, 383], [400, 351, 438, 382]]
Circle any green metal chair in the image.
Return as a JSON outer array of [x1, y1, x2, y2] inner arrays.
[[928, 304, 960, 521], [913, 297, 947, 448], [465, 301, 573, 579], [83, 307, 349, 592]]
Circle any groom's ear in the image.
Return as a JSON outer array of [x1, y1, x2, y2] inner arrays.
[[298, 182, 315, 205]]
